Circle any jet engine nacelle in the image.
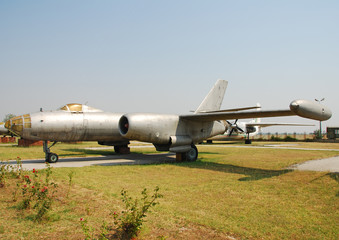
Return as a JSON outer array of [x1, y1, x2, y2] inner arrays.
[[245, 126, 257, 133], [290, 100, 332, 121], [119, 113, 180, 144]]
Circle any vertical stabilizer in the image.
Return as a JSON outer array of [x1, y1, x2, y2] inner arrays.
[[195, 80, 228, 113]]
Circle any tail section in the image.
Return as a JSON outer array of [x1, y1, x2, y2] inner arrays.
[[195, 80, 228, 113]]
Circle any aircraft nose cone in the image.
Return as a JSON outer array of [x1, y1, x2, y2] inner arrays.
[[4, 114, 31, 136], [4, 120, 10, 129]]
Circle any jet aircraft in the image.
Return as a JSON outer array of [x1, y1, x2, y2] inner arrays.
[[4, 80, 332, 163]]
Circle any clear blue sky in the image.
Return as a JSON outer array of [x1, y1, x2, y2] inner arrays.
[[1, 1, 338, 133]]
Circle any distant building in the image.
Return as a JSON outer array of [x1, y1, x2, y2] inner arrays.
[[326, 127, 339, 139]]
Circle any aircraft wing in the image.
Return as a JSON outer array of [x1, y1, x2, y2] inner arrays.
[[180, 109, 295, 121], [245, 122, 315, 128], [180, 100, 332, 122], [198, 106, 260, 113]]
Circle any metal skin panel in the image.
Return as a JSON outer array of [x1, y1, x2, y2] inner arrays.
[[119, 113, 180, 144], [119, 113, 226, 147], [289, 99, 332, 121], [0, 123, 9, 135], [20, 111, 127, 142], [195, 79, 228, 113]]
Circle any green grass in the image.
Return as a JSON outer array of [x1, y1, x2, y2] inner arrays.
[[0, 142, 338, 239]]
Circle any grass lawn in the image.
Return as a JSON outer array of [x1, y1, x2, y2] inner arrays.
[[0, 142, 338, 239]]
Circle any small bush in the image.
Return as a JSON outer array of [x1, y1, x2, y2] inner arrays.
[[17, 164, 58, 222], [283, 136, 297, 142], [113, 186, 163, 239]]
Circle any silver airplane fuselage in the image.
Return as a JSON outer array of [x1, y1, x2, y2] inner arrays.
[[7, 111, 127, 143], [6, 110, 226, 149]]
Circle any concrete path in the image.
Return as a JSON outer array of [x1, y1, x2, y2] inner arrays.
[[288, 156, 339, 172], [3, 153, 176, 170], [198, 144, 339, 152]]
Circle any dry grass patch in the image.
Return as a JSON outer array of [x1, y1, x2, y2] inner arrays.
[[0, 142, 338, 239]]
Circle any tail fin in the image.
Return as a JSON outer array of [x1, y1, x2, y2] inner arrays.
[[195, 80, 228, 113]]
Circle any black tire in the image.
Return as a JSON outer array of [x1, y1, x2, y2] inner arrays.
[[47, 153, 59, 163], [245, 139, 252, 144], [114, 146, 121, 154], [186, 145, 198, 162]]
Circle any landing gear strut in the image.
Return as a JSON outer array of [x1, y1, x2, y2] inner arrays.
[[43, 141, 59, 163], [245, 133, 252, 144], [114, 145, 130, 154], [176, 144, 198, 162]]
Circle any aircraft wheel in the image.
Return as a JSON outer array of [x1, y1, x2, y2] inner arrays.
[[47, 153, 59, 163], [186, 145, 198, 162], [114, 146, 121, 154], [114, 145, 130, 154], [245, 139, 252, 144]]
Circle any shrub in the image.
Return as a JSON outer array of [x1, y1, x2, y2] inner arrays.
[[17, 164, 58, 221], [113, 186, 163, 239], [283, 136, 297, 142]]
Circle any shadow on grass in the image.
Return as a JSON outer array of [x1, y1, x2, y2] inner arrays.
[[60, 148, 118, 157], [60, 147, 159, 157], [199, 141, 243, 146], [176, 161, 292, 181], [61, 149, 290, 181]]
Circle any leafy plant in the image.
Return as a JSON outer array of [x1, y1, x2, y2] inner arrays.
[[79, 218, 109, 240], [0, 163, 7, 188], [113, 186, 163, 239], [66, 170, 75, 198], [16, 164, 58, 221]]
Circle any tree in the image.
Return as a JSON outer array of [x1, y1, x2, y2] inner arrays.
[[313, 129, 322, 140]]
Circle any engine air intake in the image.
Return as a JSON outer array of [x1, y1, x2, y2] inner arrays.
[[119, 116, 129, 135]]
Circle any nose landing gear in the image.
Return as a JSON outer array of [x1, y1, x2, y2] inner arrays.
[[43, 141, 59, 163]]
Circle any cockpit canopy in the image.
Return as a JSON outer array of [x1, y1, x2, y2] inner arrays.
[[58, 103, 103, 113]]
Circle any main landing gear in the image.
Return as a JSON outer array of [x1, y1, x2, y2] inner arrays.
[[43, 141, 59, 163], [245, 133, 252, 144], [176, 144, 198, 162]]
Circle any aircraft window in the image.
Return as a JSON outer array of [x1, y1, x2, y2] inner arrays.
[[67, 104, 83, 112], [58, 103, 103, 112], [58, 103, 83, 112]]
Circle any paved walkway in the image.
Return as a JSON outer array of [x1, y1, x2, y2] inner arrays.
[[3, 153, 176, 170], [288, 156, 339, 172]]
